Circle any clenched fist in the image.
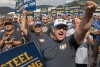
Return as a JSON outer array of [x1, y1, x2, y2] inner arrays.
[[22, 10, 27, 16], [84, 1, 97, 13]]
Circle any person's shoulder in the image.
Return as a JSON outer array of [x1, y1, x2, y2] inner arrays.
[[41, 33, 49, 37], [66, 34, 73, 38], [65, 34, 74, 42], [42, 38, 52, 46], [43, 37, 52, 43], [47, 23, 52, 26], [13, 30, 21, 33], [12, 30, 22, 36]]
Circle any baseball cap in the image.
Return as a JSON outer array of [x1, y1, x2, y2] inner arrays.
[[13, 15, 18, 18], [33, 21, 42, 27], [54, 19, 67, 27], [4, 22, 13, 26]]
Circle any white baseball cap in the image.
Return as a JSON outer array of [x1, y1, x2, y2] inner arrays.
[[54, 19, 67, 27]]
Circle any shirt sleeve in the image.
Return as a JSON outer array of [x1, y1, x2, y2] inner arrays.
[[69, 34, 79, 51], [27, 30, 41, 51]]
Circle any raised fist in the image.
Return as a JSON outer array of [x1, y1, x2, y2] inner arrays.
[[84, 1, 97, 13], [22, 10, 27, 16]]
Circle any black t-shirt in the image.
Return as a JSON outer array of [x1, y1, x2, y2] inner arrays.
[[41, 23, 52, 37], [0, 27, 5, 52], [0, 30, 23, 52], [0, 27, 6, 36], [41, 35, 79, 67], [13, 21, 20, 30], [27, 30, 41, 51], [35, 33, 50, 44]]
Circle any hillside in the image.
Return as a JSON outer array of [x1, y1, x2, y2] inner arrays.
[[0, 7, 14, 15]]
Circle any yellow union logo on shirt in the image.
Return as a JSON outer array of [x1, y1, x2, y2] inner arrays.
[[59, 44, 67, 50], [39, 39, 44, 43]]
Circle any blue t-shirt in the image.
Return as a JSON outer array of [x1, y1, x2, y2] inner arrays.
[[90, 20, 97, 39], [94, 20, 100, 41]]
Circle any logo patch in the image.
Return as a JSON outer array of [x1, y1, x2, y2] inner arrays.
[[39, 39, 44, 43], [59, 44, 67, 50], [42, 26, 48, 33]]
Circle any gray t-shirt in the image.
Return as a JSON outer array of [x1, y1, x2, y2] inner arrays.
[[41, 35, 79, 67], [0, 27, 6, 52], [27, 30, 41, 51], [0, 30, 23, 52], [41, 23, 52, 37], [35, 33, 50, 44]]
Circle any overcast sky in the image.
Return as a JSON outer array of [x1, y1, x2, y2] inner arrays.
[[0, 0, 76, 8]]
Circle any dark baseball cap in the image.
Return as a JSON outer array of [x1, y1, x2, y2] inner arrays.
[[4, 22, 13, 26], [33, 21, 42, 27]]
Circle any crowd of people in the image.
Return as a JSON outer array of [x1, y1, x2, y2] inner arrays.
[[0, 1, 99, 67]]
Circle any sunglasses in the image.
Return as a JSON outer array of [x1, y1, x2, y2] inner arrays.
[[55, 26, 67, 30], [4, 23, 13, 26], [43, 19, 48, 20]]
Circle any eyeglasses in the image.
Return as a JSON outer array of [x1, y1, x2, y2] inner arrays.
[[43, 19, 48, 20], [4, 23, 13, 26], [55, 26, 67, 30]]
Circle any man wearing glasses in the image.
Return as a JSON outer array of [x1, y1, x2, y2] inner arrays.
[[41, 15, 52, 37], [40, 1, 97, 67]]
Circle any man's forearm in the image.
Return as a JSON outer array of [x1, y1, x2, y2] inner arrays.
[[74, 1, 97, 44], [79, 12, 93, 31], [0, 40, 5, 47], [21, 15, 28, 36], [97, 30, 100, 34], [13, 41, 22, 46], [21, 15, 26, 30]]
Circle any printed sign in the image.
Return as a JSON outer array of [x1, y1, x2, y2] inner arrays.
[[73, 8, 80, 16], [64, 6, 70, 14], [15, 0, 36, 13], [51, 9, 57, 17], [51, 9, 57, 14], [0, 42, 47, 67], [40, 6, 48, 16], [24, 0, 36, 11], [15, 2, 20, 13]]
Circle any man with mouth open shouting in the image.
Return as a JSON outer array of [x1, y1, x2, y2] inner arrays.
[[40, 1, 97, 67]]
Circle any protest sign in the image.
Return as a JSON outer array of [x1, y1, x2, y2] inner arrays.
[[15, 0, 36, 13], [0, 42, 47, 67], [40, 6, 48, 16], [64, 6, 70, 14]]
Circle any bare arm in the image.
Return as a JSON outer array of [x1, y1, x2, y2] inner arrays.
[[94, 29, 100, 34], [21, 10, 28, 36], [17, 14, 21, 28], [74, 1, 97, 44], [86, 32, 93, 45], [0, 33, 8, 47], [0, 40, 5, 47], [13, 41, 22, 46], [96, 30, 100, 34], [4, 39, 22, 46]]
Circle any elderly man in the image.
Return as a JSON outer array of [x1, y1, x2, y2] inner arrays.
[[33, 21, 50, 44], [40, 1, 97, 67]]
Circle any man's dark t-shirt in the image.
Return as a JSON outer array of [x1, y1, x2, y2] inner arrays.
[[41, 35, 79, 67], [0, 27, 6, 52], [35, 33, 50, 44], [0, 30, 23, 52], [27, 30, 41, 51], [41, 23, 52, 37]]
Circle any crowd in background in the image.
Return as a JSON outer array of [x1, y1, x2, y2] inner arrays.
[[0, 1, 99, 67]]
